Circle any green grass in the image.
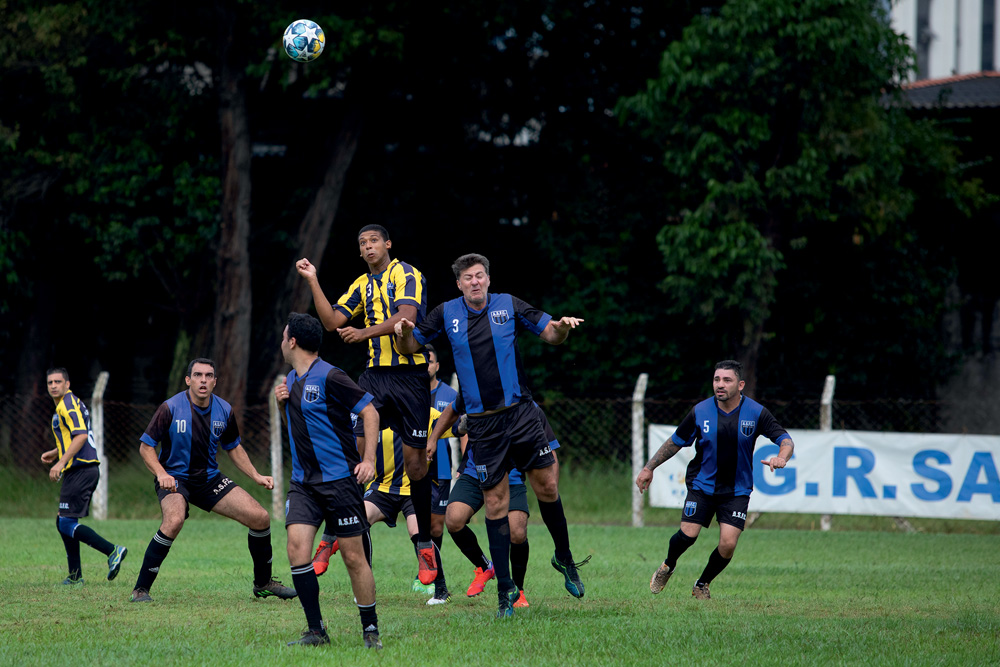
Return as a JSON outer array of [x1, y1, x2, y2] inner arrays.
[[1, 516, 998, 666]]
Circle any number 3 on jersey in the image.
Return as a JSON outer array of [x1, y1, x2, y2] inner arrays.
[[452, 318, 460, 333]]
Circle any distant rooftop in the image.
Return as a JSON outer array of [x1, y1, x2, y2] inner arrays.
[[902, 71, 1000, 109]]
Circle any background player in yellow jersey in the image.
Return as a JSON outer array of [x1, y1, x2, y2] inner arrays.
[[43, 368, 127, 585], [296, 224, 438, 584]]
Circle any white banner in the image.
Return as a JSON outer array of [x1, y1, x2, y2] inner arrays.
[[646, 425, 1000, 521]]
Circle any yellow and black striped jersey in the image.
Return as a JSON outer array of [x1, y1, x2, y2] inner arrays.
[[334, 258, 428, 368], [50, 391, 100, 470], [366, 408, 454, 495]]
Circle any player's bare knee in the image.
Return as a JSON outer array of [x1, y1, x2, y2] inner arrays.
[[160, 519, 184, 539], [249, 508, 270, 532]]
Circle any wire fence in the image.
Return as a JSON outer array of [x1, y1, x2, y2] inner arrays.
[[4, 391, 996, 479]]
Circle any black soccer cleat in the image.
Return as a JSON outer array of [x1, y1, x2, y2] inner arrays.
[[496, 587, 518, 619], [253, 578, 298, 599], [107, 545, 128, 581], [61, 576, 84, 586], [551, 553, 591, 598], [287, 629, 330, 647]]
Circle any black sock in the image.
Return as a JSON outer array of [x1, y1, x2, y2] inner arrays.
[[697, 547, 732, 586], [431, 534, 446, 586], [510, 539, 529, 591], [449, 526, 491, 570], [248, 528, 272, 587], [134, 530, 173, 591], [484, 516, 513, 592], [537, 496, 572, 563], [358, 600, 378, 634], [74, 524, 114, 556], [665, 530, 698, 570], [57, 518, 82, 579], [410, 475, 433, 542], [291, 563, 324, 632]]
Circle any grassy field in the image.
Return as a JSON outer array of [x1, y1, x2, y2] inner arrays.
[[1, 515, 998, 666]]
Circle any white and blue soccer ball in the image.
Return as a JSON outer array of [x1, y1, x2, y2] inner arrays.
[[283, 19, 325, 62]]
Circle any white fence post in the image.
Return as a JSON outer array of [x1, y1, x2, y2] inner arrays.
[[91, 372, 110, 520], [631, 373, 649, 528], [450, 372, 461, 481], [820, 374, 835, 531], [270, 375, 286, 519]]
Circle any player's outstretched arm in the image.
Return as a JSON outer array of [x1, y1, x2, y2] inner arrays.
[[295, 258, 349, 331], [393, 317, 421, 354], [225, 444, 274, 489], [760, 436, 794, 472], [338, 304, 417, 344], [40, 448, 58, 465], [636, 440, 682, 494], [539, 316, 584, 345]]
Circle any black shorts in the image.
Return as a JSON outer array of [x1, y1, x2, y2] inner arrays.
[[155, 473, 238, 517], [431, 478, 450, 515], [448, 473, 530, 515], [358, 367, 431, 449], [286, 478, 370, 537], [466, 401, 555, 489], [59, 465, 100, 518], [682, 488, 750, 531], [363, 487, 414, 528]]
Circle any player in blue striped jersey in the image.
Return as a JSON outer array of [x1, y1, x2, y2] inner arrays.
[[43, 368, 127, 585], [276, 313, 383, 649], [130, 358, 295, 604], [636, 360, 794, 599], [396, 253, 588, 618]]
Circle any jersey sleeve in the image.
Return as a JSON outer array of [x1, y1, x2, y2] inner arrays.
[[326, 368, 375, 414], [758, 407, 789, 445], [511, 296, 552, 336], [334, 280, 364, 320], [670, 408, 699, 447], [391, 262, 423, 309], [140, 403, 173, 448], [59, 395, 88, 437], [413, 303, 445, 346], [219, 411, 241, 451]]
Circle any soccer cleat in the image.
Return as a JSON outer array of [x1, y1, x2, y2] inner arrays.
[[107, 545, 128, 581], [551, 553, 591, 599], [692, 582, 711, 599], [466, 565, 495, 597], [412, 577, 434, 595], [363, 630, 382, 649], [130, 588, 153, 602], [253, 578, 298, 599], [416, 542, 438, 585], [650, 562, 673, 594], [312, 538, 339, 576], [287, 629, 330, 647], [61, 576, 84, 586], [426, 586, 451, 606], [513, 589, 529, 608], [496, 587, 519, 619]]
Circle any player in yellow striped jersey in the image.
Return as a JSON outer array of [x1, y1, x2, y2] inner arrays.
[[296, 224, 438, 584], [43, 368, 128, 585], [312, 408, 460, 605]]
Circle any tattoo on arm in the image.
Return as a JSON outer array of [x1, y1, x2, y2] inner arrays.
[[645, 442, 681, 470]]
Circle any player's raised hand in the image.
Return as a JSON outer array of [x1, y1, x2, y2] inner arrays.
[[354, 460, 376, 486], [760, 456, 788, 472], [554, 316, 584, 331], [337, 326, 364, 344], [394, 317, 415, 337], [635, 468, 653, 494], [295, 258, 317, 280], [274, 378, 290, 406]]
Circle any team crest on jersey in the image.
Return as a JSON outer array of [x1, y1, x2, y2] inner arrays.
[[490, 309, 510, 325], [684, 500, 697, 517], [387, 282, 395, 300], [212, 420, 226, 437], [303, 384, 321, 403], [52, 415, 60, 429], [740, 420, 756, 437]]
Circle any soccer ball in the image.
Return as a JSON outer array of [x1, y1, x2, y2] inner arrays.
[[283, 19, 325, 62]]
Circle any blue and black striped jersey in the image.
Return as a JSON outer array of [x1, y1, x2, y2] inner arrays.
[[140, 391, 240, 482]]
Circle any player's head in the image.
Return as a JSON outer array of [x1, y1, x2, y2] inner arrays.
[[185, 358, 217, 402], [283, 312, 323, 362], [45, 367, 71, 400], [713, 360, 745, 403], [452, 253, 491, 309], [358, 225, 391, 268], [425, 343, 439, 380]]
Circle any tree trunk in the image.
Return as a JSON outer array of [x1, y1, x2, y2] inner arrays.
[[251, 104, 365, 400], [213, 0, 252, 420]]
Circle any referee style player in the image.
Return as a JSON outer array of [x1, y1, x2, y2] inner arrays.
[[130, 358, 295, 604], [636, 360, 794, 599], [43, 368, 127, 585], [396, 252, 587, 619], [295, 224, 438, 585], [276, 313, 383, 649]]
